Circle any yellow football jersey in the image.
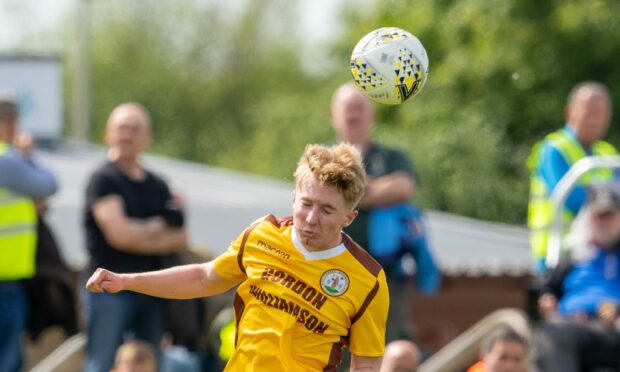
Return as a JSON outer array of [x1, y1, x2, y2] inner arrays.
[[213, 215, 389, 371]]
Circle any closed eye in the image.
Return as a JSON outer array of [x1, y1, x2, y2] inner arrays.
[[322, 207, 336, 215]]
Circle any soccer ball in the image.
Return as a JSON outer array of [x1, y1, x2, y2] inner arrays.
[[350, 27, 429, 105]]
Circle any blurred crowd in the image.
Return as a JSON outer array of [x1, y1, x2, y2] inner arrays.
[[2, 79, 620, 372]]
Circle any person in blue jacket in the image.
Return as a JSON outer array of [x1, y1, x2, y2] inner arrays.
[[535, 182, 620, 372], [0, 93, 58, 372], [528, 82, 616, 272]]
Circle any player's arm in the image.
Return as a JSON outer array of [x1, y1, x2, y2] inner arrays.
[[359, 171, 415, 209], [350, 355, 382, 371], [86, 261, 240, 299], [93, 195, 188, 254], [349, 270, 390, 369]]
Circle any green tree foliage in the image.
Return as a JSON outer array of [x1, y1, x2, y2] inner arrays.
[[88, 0, 335, 181], [334, 0, 620, 223], [83, 0, 620, 224]]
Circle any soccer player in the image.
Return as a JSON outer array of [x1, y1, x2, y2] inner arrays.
[[86, 143, 390, 371]]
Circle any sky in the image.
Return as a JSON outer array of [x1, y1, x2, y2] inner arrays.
[[0, 0, 350, 54]]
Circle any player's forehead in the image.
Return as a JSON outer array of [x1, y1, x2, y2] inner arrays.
[[297, 180, 347, 210]]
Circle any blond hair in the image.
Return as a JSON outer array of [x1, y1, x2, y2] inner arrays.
[[294, 143, 366, 208]]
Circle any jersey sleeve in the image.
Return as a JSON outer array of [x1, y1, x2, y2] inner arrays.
[[212, 224, 257, 283], [348, 269, 390, 356]]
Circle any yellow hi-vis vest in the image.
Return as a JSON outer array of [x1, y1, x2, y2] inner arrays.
[[527, 129, 617, 266], [0, 142, 37, 280]]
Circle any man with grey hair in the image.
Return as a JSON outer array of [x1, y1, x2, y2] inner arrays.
[[0, 93, 58, 371], [528, 81, 618, 272], [534, 182, 620, 371]]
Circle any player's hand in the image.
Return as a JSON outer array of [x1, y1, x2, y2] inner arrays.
[[86, 268, 125, 294]]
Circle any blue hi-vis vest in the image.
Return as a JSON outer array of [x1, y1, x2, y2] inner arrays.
[[527, 129, 617, 271]]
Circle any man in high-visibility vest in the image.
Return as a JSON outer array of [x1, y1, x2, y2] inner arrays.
[[528, 81, 617, 272], [0, 94, 58, 372]]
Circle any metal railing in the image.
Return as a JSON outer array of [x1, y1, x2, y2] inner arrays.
[[38, 309, 530, 372], [29, 332, 85, 372], [418, 308, 531, 372], [545, 155, 620, 269]]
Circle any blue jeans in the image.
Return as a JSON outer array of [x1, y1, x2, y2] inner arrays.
[[0, 281, 28, 372], [84, 290, 165, 372]]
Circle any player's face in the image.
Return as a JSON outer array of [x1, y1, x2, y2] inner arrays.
[[568, 95, 610, 147], [483, 340, 526, 372], [293, 177, 357, 251], [331, 90, 374, 147], [105, 108, 151, 161]]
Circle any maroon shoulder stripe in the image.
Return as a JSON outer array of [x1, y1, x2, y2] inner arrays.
[[264, 214, 293, 227], [233, 292, 245, 348], [237, 221, 260, 274], [341, 233, 382, 276], [323, 336, 348, 372], [263, 214, 279, 225], [350, 280, 380, 324]]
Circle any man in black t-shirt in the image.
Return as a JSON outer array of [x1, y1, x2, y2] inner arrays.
[[83, 103, 188, 372]]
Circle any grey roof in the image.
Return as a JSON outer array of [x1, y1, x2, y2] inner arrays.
[[40, 143, 532, 276]]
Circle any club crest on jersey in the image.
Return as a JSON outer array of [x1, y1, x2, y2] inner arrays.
[[320, 269, 349, 297]]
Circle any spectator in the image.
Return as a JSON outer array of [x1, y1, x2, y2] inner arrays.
[[83, 102, 188, 372], [330, 82, 440, 343], [110, 340, 157, 372], [380, 340, 421, 372], [467, 326, 528, 372], [534, 182, 620, 371], [527, 81, 617, 272], [160, 331, 201, 372], [86, 143, 390, 371], [0, 94, 58, 372]]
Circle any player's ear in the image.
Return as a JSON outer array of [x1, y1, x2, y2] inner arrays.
[[342, 210, 358, 228]]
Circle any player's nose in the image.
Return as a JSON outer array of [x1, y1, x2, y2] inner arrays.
[[305, 209, 319, 225]]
